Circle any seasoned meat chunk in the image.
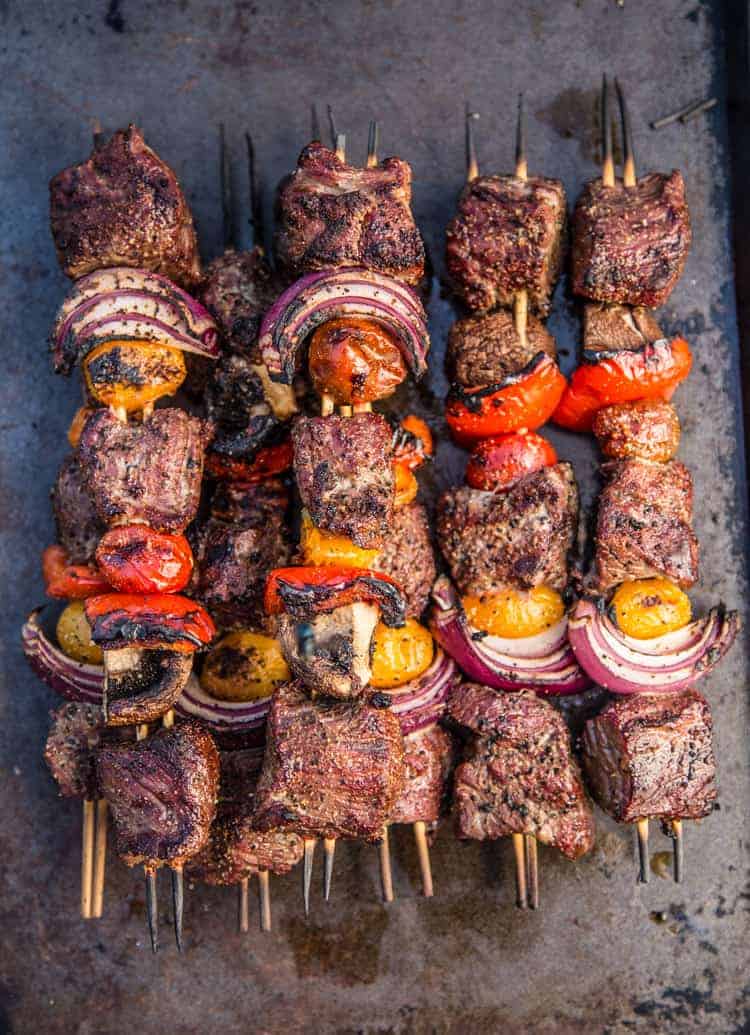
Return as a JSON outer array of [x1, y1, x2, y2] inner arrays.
[[49, 125, 200, 286], [96, 721, 219, 868], [293, 413, 394, 549], [445, 174, 566, 315], [595, 459, 698, 591], [446, 308, 556, 388], [200, 248, 278, 361], [52, 453, 105, 564], [581, 690, 716, 821], [252, 682, 405, 842], [583, 303, 664, 355], [593, 400, 680, 462], [390, 723, 456, 825], [437, 463, 578, 595], [78, 407, 212, 533], [376, 502, 435, 618], [447, 684, 595, 859], [274, 141, 425, 285], [44, 702, 103, 799], [572, 171, 691, 307]]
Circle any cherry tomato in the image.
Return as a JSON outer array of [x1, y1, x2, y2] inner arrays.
[[43, 544, 111, 599], [205, 440, 293, 483], [308, 317, 407, 404], [96, 526, 194, 594], [552, 337, 692, 433], [611, 578, 692, 640], [446, 355, 566, 444], [85, 593, 216, 652], [265, 566, 405, 626], [463, 586, 565, 639], [370, 619, 434, 689], [465, 432, 558, 492]]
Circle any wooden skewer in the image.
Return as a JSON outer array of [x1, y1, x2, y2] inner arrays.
[[465, 103, 480, 183], [513, 92, 529, 350], [525, 833, 539, 910], [366, 120, 380, 168], [111, 405, 128, 424], [80, 798, 96, 919], [323, 838, 336, 902], [334, 133, 346, 163], [615, 78, 636, 187], [378, 826, 395, 903], [171, 863, 184, 953], [512, 832, 528, 908], [245, 131, 264, 251], [238, 877, 250, 933], [258, 869, 272, 931], [671, 819, 684, 884], [92, 118, 105, 150], [601, 75, 615, 187], [303, 838, 316, 917], [136, 723, 149, 740], [162, 708, 174, 729], [636, 818, 650, 883], [327, 104, 338, 151], [91, 798, 108, 918], [351, 402, 373, 414], [141, 402, 154, 421], [311, 103, 322, 142], [413, 821, 434, 898], [145, 865, 159, 953], [219, 121, 233, 251], [321, 393, 335, 416], [338, 404, 353, 417]]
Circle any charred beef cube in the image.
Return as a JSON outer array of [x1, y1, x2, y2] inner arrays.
[[274, 142, 425, 285], [96, 721, 219, 868], [376, 502, 436, 619], [447, 684, 595, 859], [595, 459, 699, 592], [447, 308, 556, 389], [200, 247, 279, 361], [293, 413, 394, 549], [52, 453, 105, 564], [581, 690, 717, 822], [390, 723, 456, 825], [572, 171, 691, 308], [445, 174, 566, 315], [582, 303, 665, 355], [252, 682, 405, 842], [437, 463, 578, 595], [49, 125, 201, 287], [78, 407, 212, 533], [44, 702, 104, 799]]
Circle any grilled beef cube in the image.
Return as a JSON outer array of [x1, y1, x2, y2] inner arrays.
[[200, 248, 278, 361], [293, 413, 394, 549], [583, 303, 664, 355], [390, 723, 456, 825], [49, 125, 200, 287], [52, 453, 105, 564], [274, 142, 425, 285], [581, 690, 717, 821], [96, 721, 219, 868], [78, 407, 212, 533], [437, 463, 578, 596], [209, 477, 289, 526], [595, 459, 698, 591], [445, 174, 566, 315], [592, 400, 680, 463], [44, 702, 104, 799], [447, 684, 595, 859], [205, 353, 274, 429], [572, 171, 691, 308], [253, 682, 405, 842], [376, 502, 436, 619], [189, 749, 303, 884], [447, 308, 556, 389]]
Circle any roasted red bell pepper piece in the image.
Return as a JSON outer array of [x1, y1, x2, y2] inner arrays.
[[43, 544, 111, 599], [85, 593, 216, 652], [445, 354, 567, 444], [393, 414, 434, 471], [96, 526, 194, 594], [552, 337, 692, 433], [205, 440, 293, 483], [265, 566, 406, 627], [465, 431, 558, 492]]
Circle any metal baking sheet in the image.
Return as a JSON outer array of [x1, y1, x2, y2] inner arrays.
[[1, 1, 748, 1031]]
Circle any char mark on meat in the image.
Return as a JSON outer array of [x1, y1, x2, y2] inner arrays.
[[252, 682, 405, 842], [595, 459, 698, 592], [445, 174, 566, 315], [200, 248, 279, 361], [376, 502, 436, 618], [52, 453, 105, 564], [274, 141, 425, 285], [447, 684, 595, 859], [44, 702, 105, 799], [78, 407, 212, 533], [572, 171, 691, 308], [96, 721, 219, 868], [293, 413, 394, 549], [437, 463, 578, 595], [49, 124, 201, 287], [447, 308, 557, 389], [390, 723, 456, 825], [581, 690, 717, 822]]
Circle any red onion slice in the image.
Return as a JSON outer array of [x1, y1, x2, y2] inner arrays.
[[387, 648, 459, 735], [259, 267, 429, 383], [22, 609, 104, 703], [430, 576, 591, 696], [174, 675, 271, 733], [568, 598, 740, 694]]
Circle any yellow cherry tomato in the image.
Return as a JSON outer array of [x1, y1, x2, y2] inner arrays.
[[612, 578, 692, 639], [56, 600, 103, 664], [200, 630, 290, 701], [300, 510, 380, 568], [463, 585, 565, 639], [83, 339, 186, 412], [370, 618, 434, 689]]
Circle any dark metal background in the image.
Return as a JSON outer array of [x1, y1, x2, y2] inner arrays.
[[1, 1, 748, 1032]]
